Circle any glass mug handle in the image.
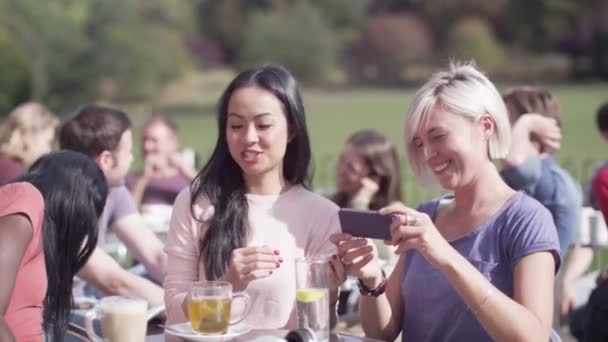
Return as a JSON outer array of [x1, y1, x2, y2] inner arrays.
[[229, 292, 250, 325], [84, 309, 104, 342]]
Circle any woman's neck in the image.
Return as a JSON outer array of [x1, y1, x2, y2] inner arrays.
[[452, 161, 514, 214], [244, 171, 289, 195]]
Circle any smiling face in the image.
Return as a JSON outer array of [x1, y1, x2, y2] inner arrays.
[[336, 143, 369, 194], [142, 121, 178, 159], [409, 106, 494, 190], [225, 85, 291, 187]]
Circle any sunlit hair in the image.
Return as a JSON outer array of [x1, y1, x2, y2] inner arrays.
[[333, 129, 402, 210], [404, 61, 510, 186], [0, 102, 59, 165], [502, 86, 561, 125]]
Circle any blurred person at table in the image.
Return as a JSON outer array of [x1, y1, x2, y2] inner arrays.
[[330, 62, 561, 341], [501, 86, 582, 256], [560, 101, 608, 341], [164, 64, 342, 330], [331, 129, 403, 314], [60, 105, 165, 306], [126, 114, 196, 209], [0, 151, 107, 342], [0, 102, 59, 185]]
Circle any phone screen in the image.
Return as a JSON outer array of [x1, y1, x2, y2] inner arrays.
[[338, 208, 393, 240]]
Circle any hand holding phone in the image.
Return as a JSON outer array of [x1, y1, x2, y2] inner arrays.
[[338, 208, 394, 240]]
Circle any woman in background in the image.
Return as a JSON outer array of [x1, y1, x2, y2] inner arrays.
[[0, 102, 59, 184], [0, 151, 107, 341]]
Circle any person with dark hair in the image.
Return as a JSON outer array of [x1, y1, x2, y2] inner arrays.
[[333, 129, 402, 211], [0, 150, 107, 342], [562, 101, 608, 341], [127, 114, 196, 209], [59, 105, 165, 306], [501, 86, 582, 255], [331, 129, 403, 315], [164, 65, 341, 329]]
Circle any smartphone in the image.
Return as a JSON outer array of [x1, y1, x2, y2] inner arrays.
[[338, 208, 394, 240]]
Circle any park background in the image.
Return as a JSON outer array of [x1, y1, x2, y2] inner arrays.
[[2, 1, 608, 339], [1, 0, 607, 206]]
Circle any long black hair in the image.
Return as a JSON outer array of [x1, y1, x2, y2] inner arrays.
[[17, 150, 107, 341], [190, 64, 312, 279]]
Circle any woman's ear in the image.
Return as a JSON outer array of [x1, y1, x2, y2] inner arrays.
[[480, 114, 495, 141]]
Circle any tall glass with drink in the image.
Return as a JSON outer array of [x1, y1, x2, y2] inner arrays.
[[84, 296, 148, 342], [188, 281, 250, 335], [295, 256, 330, 342]]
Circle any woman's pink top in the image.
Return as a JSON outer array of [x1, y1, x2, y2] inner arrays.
[[1, 182, 45, 341], [164, 185, 340, 329]]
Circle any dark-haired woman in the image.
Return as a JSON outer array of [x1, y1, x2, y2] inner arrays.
[[0, 150, 107, 341], [164, 65, 341, 329]]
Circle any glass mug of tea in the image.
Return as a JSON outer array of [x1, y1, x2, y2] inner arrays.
[[84, 296, 148, 342], [188, 281, 250, 335]]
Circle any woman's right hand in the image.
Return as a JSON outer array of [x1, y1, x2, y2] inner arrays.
[[223, 246, 283, 291], [329, 233, 383, 285]]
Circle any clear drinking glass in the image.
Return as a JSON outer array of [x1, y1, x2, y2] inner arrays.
[[295, 256, 330, 342]]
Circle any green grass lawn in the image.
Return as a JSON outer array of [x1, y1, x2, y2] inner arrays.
[[129, 75, 608, 208]]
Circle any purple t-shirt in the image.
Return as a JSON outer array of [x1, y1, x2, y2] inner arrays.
[[400, 191, 561, 342], [73, 186, 137, 296], [96, 186, 138, 246], [126, 173, 190, 206]]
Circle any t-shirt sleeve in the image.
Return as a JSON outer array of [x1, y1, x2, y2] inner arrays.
[[107, 186, 138, 227], [501, 156, 542, 193], [503, 195, 562, 273], [163, 188, 210, 324], [0, 182, 45, 256], [593, 167, 608, 227], [308, 199, 341, 257]]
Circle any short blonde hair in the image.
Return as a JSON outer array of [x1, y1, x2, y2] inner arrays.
[[0, 102, 59, 164], [404, 62, 510, 186]]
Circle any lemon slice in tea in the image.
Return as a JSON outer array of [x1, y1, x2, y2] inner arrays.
[[296, 289, 325, 303]]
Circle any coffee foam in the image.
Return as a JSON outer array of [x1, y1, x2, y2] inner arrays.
[[99, 298, 147, 314]]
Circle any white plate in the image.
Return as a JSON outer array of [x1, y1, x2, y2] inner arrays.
[[164, 322, 251, 341]]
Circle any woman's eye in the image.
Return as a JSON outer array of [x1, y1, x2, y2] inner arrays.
[[257, 124, 272, 130], [229, 124, 243, 130]]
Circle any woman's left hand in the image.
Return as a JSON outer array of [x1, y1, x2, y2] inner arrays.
[[380, 202, 452, 269]]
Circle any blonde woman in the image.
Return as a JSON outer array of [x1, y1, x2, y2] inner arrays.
[[330, 63, 561, 341], [0, 102, 59, 184]]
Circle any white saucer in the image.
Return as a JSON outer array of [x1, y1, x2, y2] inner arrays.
[[164, 322, 251, 341]]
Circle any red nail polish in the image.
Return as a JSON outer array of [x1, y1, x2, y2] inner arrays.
[[274, 250, 280, 255], [276, 262, 281, 268], [331, 254, 337, 260], [278, 257, 284, 263], [269, 270, 273, 275]]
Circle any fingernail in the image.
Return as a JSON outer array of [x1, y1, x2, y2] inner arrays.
[[331, 254, 337, 260], [278, 257, 284, 263], [269, 271, 273, 275], [276, 262, 281, 268], [274, 250, 280, 255]]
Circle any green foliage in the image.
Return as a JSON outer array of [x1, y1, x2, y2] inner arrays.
[[0, 31, 31, 115], [505, 0, 583, 50], [239, 2, 336, 83], [0, 0, 193, 107], [355, 14, 434, 83], [446, 17, 507, 69]]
